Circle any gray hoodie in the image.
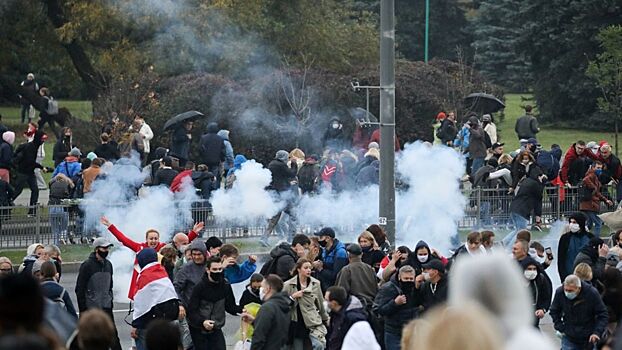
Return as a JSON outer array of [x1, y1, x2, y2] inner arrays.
[[173, 240, 207, 307]]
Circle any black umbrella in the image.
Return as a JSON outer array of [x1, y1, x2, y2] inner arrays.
[[349, 107, 378, 124], [163, 111, 205, 131], [464, 93, 505, 114]]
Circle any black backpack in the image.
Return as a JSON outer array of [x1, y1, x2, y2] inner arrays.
[[297, 164, 320, 193], [259, 255, 281, 277], [536, 150, 560, 181]]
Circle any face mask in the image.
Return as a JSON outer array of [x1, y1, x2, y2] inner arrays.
[[210, 271, 223, 283], [97, 250, 109, 259], [524, 270, 537, 281], [400, 281, 415, 293], [565, 291, 577, 300], [362, 246, 372, 253], [259, 287, 267, 301], [323, 300, 330, 312], [251, 288, 260, 296], [417, 255, 428, 263], [569, 223, 580, 233], [332, 123, 340, 129], [521, 159, 529, 165], [595, 169, 603, 176], [318, 240, 328, 248], [422, 272, 431, 281]]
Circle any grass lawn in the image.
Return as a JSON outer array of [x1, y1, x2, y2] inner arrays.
[[0, 100, 92, 123], [498, 94, 616, 156]]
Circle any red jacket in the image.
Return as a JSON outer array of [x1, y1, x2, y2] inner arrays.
[[170, 170, 193, 193], [560, 144, 601, 183], [369, 129, 400, 152], [108, 224, 199, 300]]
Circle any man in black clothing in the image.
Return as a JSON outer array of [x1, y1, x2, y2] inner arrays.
[[266, 234, 311, 281], [75, 237, 122, 350], [186, 256, 242, 350], [199, 122, 225, 185], [325, 285, 368, 350], [12, 130, 48, 214], [53, 127, 74, 167], [19, 73, 39, 123], [154, 156, 178, 188], [261, 150, 298, 246], [243, 274, 292, 350], [437, 111, 458, 146], [502, 170, 547, 247], [415, 259, 448, 313]]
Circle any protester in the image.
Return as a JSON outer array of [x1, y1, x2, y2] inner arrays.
[[515, 105, 540, 140], [94, 132, 120, 162], [512, 239, 530, 264], [52, 147, 82, 178], [560, 140, 601, 188], [240, 273, 263, 307], [573, 237, 608, 285], [242, 274, 291, 350], [219, 243, 257, 284], [366, 224, 391, 254], [467, 116, 487, 176], [451, 231, 485, 261], [154, 156, 179, 188], [335, 243, 378, 309], [75, 237, 122, 350], [482, 114, 497, 144], [580, 161, 613, 236], [262, 150, 298, 245], [19, 243, 44, 275], [373, 265, 419, 350], [37, 87, 60, 138], [118, 120, 145, 158], [82, 157, 103, 193], [159, 244, 177, 281], [74, 309, 116, 350], [217, 129, 234, 175], [0, 256, 13, 276], [503, 170, 546, 247], [199, 122, 225, 184], [265, 233, 311, 281], [53, 127, 74, 167], [205, 236, 223, 257], [225, 154, 248, 189], [0, 131, 15, 183], [520, 256, 552, 328], [100, 215, 203, 299], [12, 129, 48, 215], [358, 230, 386, 271], [437, 111, 458, 146], [170, 121, 193, 167], [326, 286, 368, 350], [284, 258, 329, 350], [550, 274, 608, 349], [132, 116, 153, 164], [19, 73, 39, 123], [145, 319, 184, 350], [187, 256, 242, 350], [314, 227, 348, 292], [558, 213, 595, 281], [415, 259, 448, 313]]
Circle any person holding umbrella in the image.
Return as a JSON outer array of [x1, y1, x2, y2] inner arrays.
[[165, 111, 205, 167]]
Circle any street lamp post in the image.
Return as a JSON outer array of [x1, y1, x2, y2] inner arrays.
[[379, 0, 396, 246], [424, 0, 430, 63]]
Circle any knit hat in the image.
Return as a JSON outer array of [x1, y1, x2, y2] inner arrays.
[[2, 131, 15, 145], [275, 150, 289, 162], [86, 152, 97, 161], [368, 142, 379, 150], [436, 112, 446, 121], [69, 147, 82, 157], [137, 248, 158, 269]]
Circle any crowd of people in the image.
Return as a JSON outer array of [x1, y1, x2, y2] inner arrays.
[[1, 218, 622, 350]]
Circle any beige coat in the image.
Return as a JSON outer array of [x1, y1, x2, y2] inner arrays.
[[283, 275, 329, 345]]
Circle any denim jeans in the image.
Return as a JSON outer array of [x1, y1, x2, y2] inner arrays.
[[583, 210, 603, 236], [292, 335, 325, 350], [49, 206, 68, 245], [502, 212, 530, 248], [135, 328, 148, 350], [561, 336, 588, 350], [479, 201, 492, 228], [471, 157, 485, 176], [384, 330, 401, 350]]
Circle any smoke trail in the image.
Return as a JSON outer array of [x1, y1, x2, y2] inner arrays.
[[82, 154, 199, 302]]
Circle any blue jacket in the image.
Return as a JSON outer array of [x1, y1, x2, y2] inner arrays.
[[224, 260, 257, 284], [53, 158, 81, 178], [454, 126, 470, 156], [318, 240, 348, 291], [41, 279, 78, 319], [227, 154, 248, 177]]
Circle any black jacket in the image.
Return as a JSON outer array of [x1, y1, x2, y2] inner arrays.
[[558, 214, 594, 282], [199, 123, 225, 166], [170, 125, 190, 161], [186, 274, 242, 331], [154, 168, 179, 187], [0, 141, 12, 170], [268, 159, 296, 192], [406, 240, 442, 276], [438, 118, 458, 144], [53, 138, 73, 167], [268, 242, 298, 281], [0, 178, 14, 206], [75, 252, 114, 312], [191, 170, 216, 200], [550, 282, 608, 346], [13, 131, 44, 175], [373, 276, 419, 334], [94, 142, 120, 162], [509, 176, 544, 220], [250, 292, 292, 350], [327, 295, 367, 350], [239, 285, 262, 307], [520, 257, 553, 323], [41, 279, 78, 319], [418, 276, 448, 312]]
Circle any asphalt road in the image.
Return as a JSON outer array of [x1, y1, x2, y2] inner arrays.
[[59, 270, 248, 350]]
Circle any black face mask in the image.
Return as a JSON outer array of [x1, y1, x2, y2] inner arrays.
[[251, 288, 260, 296], [318, 240, 328, 248], [400, 281, 415, 294], [97, 250, 109, 259], [362, 246, 372, 253], [210, 271, 223, 283]]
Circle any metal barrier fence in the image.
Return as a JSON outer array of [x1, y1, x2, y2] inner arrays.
[[0, 185, 618, 249]]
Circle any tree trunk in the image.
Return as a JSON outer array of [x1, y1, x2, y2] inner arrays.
[[43, 0, 107, 101]]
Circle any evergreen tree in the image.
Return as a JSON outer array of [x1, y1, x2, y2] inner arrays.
[[470, 0, 531, 91]]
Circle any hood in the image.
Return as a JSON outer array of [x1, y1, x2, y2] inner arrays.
[[269, 292, 294, 312], [153, 147, 168, 159], [233, 155, 247, 168], [579, 237, 604, 261], [270, 242, 297, 259], [550, 146, 562, 161], [341, 321, 381, 350], [519, 256, 543, 274], [206, 123, 219, 134], [346, 295, 364, 312], [414, 240, 431, 256], [191, 170, 212, 182], [217, 129, 230, 140], [568, 212, 588, 232], [370, 160, 380, 169], [2, 131, 15, 145], [188, 239, 207, 255]]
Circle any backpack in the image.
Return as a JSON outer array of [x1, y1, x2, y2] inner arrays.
[[46, 97, 59, 115], [42, 281, 67, 310], [536, 150, 560, 181], [71, 172, 84, 199], [259, 255, 281, 277], [297, 164, 320, 193]]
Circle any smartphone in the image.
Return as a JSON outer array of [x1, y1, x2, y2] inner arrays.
[[545, 247, 552, 255]]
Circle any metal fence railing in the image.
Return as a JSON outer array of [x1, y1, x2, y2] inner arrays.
[[0, 185, 618, 249]]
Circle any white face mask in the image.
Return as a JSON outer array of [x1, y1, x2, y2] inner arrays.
[[524, 270, 537, 281], [417, 254, 428, 263], [422, 272, 431, 281], [569, 223, 580, 233], [332, 123, 340, 129], [259, 287, 267, 301], [323, 300, 330, 312]]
